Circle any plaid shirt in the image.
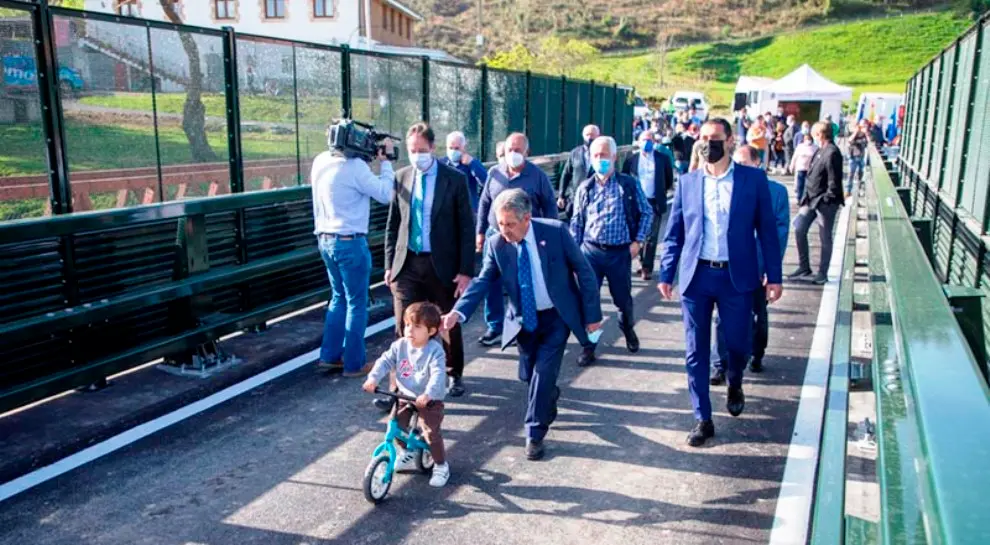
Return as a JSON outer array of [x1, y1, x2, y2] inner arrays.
[[571, 174, 653, 246]]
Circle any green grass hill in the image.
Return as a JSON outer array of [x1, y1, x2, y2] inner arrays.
[[570, 11, 971, 113]]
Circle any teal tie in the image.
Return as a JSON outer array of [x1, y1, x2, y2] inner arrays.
[[410, 172, 425, 252]]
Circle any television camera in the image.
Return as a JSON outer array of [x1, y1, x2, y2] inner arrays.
[[328, 119, 401, 161]]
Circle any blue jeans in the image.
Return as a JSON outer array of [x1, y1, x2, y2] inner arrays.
[[848, 157, 865, 194], [483, 227, 505, 333], [318, 236, 371, 372], [795, 170, 808, 203]]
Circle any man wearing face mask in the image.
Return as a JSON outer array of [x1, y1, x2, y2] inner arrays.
[[622, 130, 674, 281], [557, 125, 600, 223], [571, 136, 655, 362], [658, 118, 783, 447], [384, 123, 475, 399], [474, 133, 559, 349], [440, 131, 489, 214]]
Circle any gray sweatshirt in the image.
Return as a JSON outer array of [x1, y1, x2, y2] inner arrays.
[[368, 338, 447, 401]]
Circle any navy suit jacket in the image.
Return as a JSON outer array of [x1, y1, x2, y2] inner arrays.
[[454, 218, 602, 348], [659, 163, 782, 293]]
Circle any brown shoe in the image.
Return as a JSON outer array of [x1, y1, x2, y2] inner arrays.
[[316, 360, 343, 372], [342, 362, 374, 378]]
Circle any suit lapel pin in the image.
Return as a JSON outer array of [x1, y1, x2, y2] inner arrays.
[[540, 240, 546, 247]]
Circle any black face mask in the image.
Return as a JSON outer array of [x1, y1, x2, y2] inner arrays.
[[701, 140, 726, 163], [584, 137, 594, 147]]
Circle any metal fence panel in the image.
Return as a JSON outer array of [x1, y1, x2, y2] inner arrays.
[[485, 69, 526, 160], [562, 80, 592, 150], [350, 51, 423, 165], [973, 22, 990, 230], [428, 62, 483, 159], [922, 58, 942, 182], [527, 74, 561, 157], [933, 46, 956, 194], [916, 66, 931, 169], [616, 87, 634, 145], [945, 35, 976, 205], [294, 44, 343, 182], [0, 6, 49, 221]]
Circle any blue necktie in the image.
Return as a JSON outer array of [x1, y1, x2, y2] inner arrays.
[[410, 172, 425, 252], [518, 240, 538, 332]]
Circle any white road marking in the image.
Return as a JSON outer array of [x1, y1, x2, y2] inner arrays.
[[0, 317, 396, 504]]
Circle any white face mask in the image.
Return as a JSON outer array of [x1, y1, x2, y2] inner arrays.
[[506, 151, 525, 169], [409, 152, 433, 171]]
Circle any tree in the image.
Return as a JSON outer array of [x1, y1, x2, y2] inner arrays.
[[654, 30, 674, 88], [482, 37, 598, 77], [159, 0, 218, 162]]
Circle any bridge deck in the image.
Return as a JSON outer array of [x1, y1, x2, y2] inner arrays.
[[0, 178, 837, 545]]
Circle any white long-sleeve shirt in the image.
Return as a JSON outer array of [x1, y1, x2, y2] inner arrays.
[[310, 152, 394, 235]]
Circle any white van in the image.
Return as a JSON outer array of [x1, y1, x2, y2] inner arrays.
[[856, 93, 903, 131], [671, 91, 708, 119]]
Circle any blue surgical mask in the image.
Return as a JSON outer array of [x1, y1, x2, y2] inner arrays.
[[593, 158, 611, 176], [446, 149, 462, 163], [642, 141, 654, 153]]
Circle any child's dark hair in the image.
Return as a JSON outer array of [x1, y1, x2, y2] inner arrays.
[[404, 302, 442, 332]]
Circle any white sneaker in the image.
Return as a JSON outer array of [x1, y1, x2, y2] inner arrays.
[[394, 449, 417, 472], [429, 462, 450, 487]]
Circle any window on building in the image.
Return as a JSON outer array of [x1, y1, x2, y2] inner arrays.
[[214, 0, 235, 19], [382, 6, 387, 28], [390, 9, 395, 33], [358, 0, 366, 35], [314, 0, 332, 18], [115, 0, 138, 17], [407, 18, 412, 39], [265, 0, 286, 18]]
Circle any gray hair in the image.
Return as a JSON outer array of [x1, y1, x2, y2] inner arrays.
[[506, 132, 529, 152], [492, 188, 532, 220], [591, 135, 617, 158], [446, 131, 466, 147]]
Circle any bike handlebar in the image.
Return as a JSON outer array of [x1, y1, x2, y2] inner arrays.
[[373, 387, 431, 406]]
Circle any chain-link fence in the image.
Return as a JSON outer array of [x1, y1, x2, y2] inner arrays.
[[0, 1, 633, 222]]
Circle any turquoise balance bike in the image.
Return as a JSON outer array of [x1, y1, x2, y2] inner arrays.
[[363, 387, 435, 504]]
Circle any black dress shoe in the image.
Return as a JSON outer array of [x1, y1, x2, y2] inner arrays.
[[727, 386, 745, 417], [787, 268, 813, 280], [623, 327, 640, 353], [749, 358, 764, 373], [525, 439, 545, 460], [709, 367, 726, 386], [373, 397, 394, 413], [478, 329, 501, 347], [577, 345, 597, 367], [549, 386, 561, 424], [447, 376, 466, 397], [686, 420, 715, 447], [812, 274, 828, 285]]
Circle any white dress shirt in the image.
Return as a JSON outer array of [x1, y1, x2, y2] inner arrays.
[[515, 223, 553, 310], [700, 163, 734, 262], [310, 152, 394, 235], [636, 151, 656, 199], [412, 159, 438, 252]]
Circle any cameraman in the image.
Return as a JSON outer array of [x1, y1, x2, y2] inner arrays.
[[312, 122, 395, 377]]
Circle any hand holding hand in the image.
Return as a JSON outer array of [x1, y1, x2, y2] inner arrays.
[[440, 312, 460, 332]]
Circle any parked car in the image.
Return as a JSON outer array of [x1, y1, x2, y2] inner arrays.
[[3, 55, 85, 95], [633, 95, 652, 119], [670, 91, 708, 118]]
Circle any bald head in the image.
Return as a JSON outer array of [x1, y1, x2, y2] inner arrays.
[[582, 125, 600, 144]]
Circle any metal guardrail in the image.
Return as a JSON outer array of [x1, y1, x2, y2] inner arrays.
[[815, 146, 990, 545]]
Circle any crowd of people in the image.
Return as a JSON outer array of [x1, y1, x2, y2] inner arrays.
[[310, 104, 865, 488]]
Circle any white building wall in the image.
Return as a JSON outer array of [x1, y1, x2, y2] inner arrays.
[[83, 1, 364, 47]]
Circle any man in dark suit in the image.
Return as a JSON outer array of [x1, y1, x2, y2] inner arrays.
[[622, 130, 675, 280], [442, 189, 602, 461], [556, 124, 599, 223], [789, 121, 844, 285], [385, 122, 475, 399], [659, 118, 783, 447]]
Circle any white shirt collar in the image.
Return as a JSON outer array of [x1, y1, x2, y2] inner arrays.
[[703, 162, 734, 181]]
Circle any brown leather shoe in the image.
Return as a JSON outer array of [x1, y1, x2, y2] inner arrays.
[[316, 360, 344, 372], [342, 362, 374, 378]]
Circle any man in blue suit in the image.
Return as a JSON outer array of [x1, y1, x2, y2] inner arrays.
[[658, 118, 784, 447], [442, 189, 603, 460], [711, 144, 790, 383]]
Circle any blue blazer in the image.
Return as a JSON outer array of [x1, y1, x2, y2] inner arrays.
[[454, 218, 602, 348], [659, 163, 783, 293], [757, 179, 790, 278]]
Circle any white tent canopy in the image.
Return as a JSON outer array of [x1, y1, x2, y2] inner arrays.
[[735, 76, 775, 94], [764, 64, 852, 101]]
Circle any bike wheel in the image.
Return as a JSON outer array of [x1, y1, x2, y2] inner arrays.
[[415, 448, 435, 474], [363, 453, 392, 504]]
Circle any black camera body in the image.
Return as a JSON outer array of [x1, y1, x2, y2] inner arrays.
[[328, 119, 400, 161]]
